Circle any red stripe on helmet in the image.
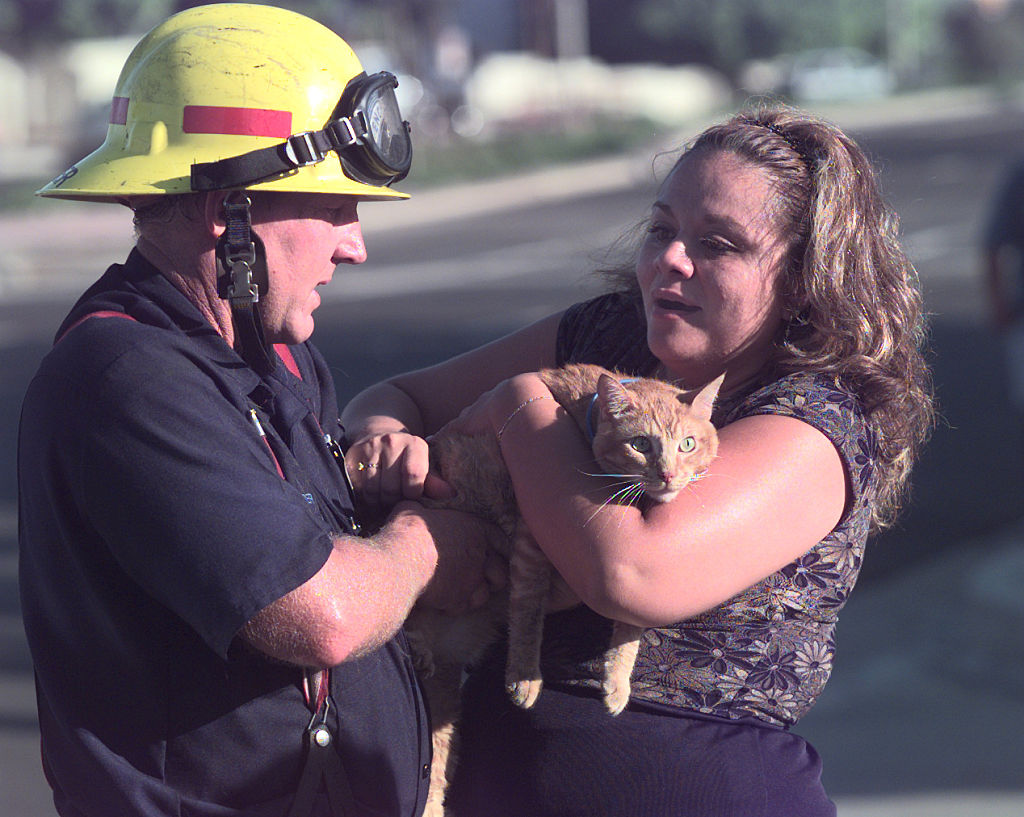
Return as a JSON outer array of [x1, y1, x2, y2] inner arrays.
[[110, 97, 129, 125], [182, 105, 293, 138]]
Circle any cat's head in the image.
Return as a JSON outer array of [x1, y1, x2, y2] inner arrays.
[[590, 373, 723, 503]]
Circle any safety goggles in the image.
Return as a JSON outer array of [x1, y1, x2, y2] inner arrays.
[[191, 71, 412, 192]]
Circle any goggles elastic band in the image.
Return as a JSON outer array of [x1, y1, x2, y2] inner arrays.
[[190, 71, 409, 192], [192, 124, 358, 191]]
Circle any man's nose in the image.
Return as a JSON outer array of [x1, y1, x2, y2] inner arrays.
[[335, 220, 367, 265]]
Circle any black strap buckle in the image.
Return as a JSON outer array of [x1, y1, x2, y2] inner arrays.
[[283, 132, 324, 168], [221, 196, 260, 306], [323, 118, 361, 152]]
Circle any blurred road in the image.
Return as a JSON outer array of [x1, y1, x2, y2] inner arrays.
[[2, 87, 1023, 814]]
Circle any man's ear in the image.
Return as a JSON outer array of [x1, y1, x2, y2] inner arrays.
[[203, 191, 230, 238]]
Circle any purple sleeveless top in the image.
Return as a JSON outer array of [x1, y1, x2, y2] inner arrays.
[[547, 291, 877, 727]]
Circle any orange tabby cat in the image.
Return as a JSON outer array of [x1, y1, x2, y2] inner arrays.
[[407, 363, 722, 817]]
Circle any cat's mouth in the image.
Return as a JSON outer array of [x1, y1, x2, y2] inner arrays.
[[646, 487, 680, 503]]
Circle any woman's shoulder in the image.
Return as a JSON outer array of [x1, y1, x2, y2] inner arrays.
[[722, 372, 864, 424], [557, 290, 655, 374], [722, 371, 877, 502]]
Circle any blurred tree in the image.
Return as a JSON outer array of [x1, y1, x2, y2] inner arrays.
[[0, 0, 362, 56], [588, 0, 889, 77], [943, 0, 1024, 86]]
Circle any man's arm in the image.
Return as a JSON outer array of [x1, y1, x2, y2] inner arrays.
[[239, 503, 500, 667]]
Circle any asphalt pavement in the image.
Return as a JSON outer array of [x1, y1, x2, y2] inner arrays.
[[2, 87, 1023, 815]]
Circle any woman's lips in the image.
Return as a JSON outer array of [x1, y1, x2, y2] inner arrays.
[[654, 297, 699, 314]]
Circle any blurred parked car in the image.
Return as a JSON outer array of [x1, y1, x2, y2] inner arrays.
[[786, 47, 894, 102]]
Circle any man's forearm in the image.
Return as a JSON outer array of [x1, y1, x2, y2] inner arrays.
[[239, 507, 437, 667]]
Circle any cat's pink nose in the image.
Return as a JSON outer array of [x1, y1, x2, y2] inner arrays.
[[660, 471, 674, 483]]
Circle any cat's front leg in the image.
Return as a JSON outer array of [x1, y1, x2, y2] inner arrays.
[[601, 621, 644, 715], [505, 520, 552, 709]]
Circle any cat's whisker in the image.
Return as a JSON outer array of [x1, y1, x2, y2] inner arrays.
[[574, 466, 646, 484], [606, 487, 644, 528], [577, 478, 638, 499], [582, 482, 644, 527]]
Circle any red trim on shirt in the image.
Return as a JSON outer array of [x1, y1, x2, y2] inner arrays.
[[274, 344, 302, 380], [56, 311, 136, 344]]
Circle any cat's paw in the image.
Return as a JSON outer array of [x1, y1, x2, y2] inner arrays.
[[421, 798, 446, 817], [506, 677, 543, 709], [602, 682, 630, 716]]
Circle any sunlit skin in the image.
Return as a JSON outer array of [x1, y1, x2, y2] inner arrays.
[[338, 146, 847, 628], [251, 193, 368, 344], [637, 148, 789, 392]]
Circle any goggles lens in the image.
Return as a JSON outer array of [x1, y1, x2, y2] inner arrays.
[[362, 80, 412, 175], [341, 71, 412, 185]]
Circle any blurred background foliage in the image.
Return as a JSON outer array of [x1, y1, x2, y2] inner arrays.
[[2, 0, 1024, 192], [0, 0, 1008, 85]]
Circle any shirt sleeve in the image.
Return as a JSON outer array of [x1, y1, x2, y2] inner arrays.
[[71, 331, 336, 658], [722, 373, 877, 516], [556, 291, 657, 374]]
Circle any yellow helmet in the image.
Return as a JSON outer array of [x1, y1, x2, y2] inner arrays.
[[38, 3, 411, 203]]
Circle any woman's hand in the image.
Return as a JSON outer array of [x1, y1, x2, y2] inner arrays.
[[440, 372, 554, 440], [345, 432, 453, 511]]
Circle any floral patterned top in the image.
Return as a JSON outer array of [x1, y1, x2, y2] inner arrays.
[[539, 291, 877, 728]]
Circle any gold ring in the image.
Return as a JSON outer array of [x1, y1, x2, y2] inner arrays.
[[356, 461, 378, 471]]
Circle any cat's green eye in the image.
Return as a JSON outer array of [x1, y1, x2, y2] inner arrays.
[[680, 437, 696, 453], [629, 436, 652, 453]]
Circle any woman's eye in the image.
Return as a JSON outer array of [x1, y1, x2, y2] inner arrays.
[[629, 436, 652, 453], [645, 223, 675, 243], [701, 236, 737, 255], [680, 437, 696, 453]]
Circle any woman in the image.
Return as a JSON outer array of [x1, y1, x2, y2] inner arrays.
[[341, 105, 933, 816]]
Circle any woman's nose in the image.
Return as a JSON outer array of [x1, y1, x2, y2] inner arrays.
[[660, 240, 694, 278]]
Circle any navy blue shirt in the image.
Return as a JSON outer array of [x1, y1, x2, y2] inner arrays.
[[18, 250, 430, 816]]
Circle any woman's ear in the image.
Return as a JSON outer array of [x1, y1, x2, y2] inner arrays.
[[203, 191, 230, 238]]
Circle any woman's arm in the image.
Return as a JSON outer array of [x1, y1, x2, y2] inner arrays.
[[341, 312, 563, 507], [467, 374, 848, 628]]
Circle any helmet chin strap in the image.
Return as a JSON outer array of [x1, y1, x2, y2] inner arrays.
[[216, 192, 275, 375]]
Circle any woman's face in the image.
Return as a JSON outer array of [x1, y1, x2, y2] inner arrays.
[[636, 148, 789, 390]]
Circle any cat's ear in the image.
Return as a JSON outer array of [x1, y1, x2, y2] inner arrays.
[[684, 373, 725, 421], [597, 374, 636, 418]]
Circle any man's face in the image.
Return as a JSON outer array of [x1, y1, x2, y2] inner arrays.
[[250, 193, 367, 344]]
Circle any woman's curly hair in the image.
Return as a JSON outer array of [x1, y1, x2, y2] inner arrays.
[[608, 103, 934, 530]]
